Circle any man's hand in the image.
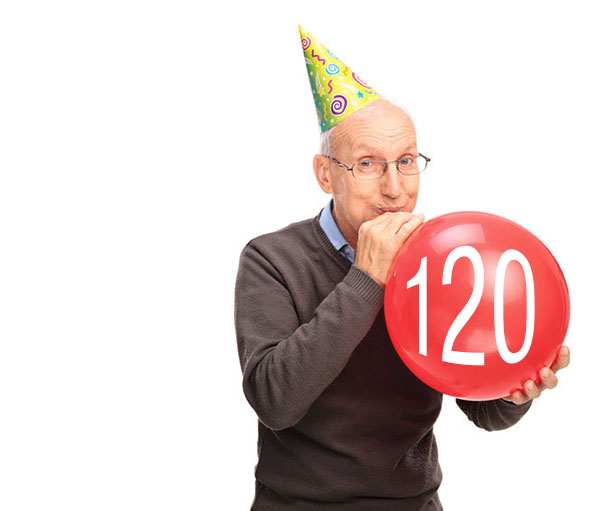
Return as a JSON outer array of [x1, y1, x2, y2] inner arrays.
[[354, 212, 425, 287], [501, 345, 570, 405]]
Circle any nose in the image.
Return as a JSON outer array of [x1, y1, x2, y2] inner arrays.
[[379, 163, 404, 198]]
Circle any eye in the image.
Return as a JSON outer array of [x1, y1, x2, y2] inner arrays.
[[398, 156, 414, 166], [358, 160, 373, 168]]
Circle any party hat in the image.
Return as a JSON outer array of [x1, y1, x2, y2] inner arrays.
[[299, 25, 382, 132]]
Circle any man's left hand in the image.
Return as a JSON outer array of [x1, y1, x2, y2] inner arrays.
[[501, 345, 570, 405]]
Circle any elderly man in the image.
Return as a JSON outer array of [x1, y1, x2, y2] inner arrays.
[[234, 27, 569, 511]]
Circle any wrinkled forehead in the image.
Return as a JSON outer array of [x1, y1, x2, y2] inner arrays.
[[333, 103, 417, 157], [349, 132, 417, 158]]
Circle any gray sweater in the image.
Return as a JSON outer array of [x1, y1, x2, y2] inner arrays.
[[234, 212, 532, 510]]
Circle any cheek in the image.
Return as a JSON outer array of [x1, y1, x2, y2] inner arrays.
[[341, 183, 373, 225], [354, 185, 380, 221], [407, 177, 420, 198], [332, 169, 349, 195]]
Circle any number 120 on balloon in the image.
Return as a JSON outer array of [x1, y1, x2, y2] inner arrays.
[[384, 212, 569, 400]]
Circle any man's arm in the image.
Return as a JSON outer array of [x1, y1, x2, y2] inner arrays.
[[234, 242, 384, 431], [455, 398, 532, 432]]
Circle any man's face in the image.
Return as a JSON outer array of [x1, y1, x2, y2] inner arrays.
[[316, 100, 420, 248]]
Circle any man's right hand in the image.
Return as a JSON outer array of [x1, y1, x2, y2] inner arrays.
[[354, 212, 425, 287]]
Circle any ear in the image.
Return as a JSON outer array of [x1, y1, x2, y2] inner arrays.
[[313, 154, 335, 194]]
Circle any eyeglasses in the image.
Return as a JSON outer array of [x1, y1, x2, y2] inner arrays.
[[323, 153, 430, 181]]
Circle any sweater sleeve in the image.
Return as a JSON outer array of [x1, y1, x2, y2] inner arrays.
[[455, 397, 532, 431], [234, 242, 384, 431]]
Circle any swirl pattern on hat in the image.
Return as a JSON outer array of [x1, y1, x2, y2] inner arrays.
[[299, 25, 382, 132]]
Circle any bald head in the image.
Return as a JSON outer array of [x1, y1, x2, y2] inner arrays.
[[320, 99, 414, 157]]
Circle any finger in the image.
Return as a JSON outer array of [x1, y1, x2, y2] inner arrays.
[[508, 390, 529, 405], [539, 367, 558, 390], [550, 345, 570, 373], [392, 214, 424, 240], [372, 212, 416, 236], [359, 213, 393, 234], [523, 379, 542, 400], [358, 213, 399, 240], [359, 213, 412, 242], [362, 209, 412, 228], [376, 211, 419, 229]]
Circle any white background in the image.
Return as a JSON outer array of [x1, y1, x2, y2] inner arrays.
[[1, 1, 598, 509]]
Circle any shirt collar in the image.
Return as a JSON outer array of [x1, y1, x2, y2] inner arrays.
[[319, 199, 355, 262]]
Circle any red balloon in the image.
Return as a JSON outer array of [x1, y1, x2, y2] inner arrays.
[[384, 211, 570, 401]]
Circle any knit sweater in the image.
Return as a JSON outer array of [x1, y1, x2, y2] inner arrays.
[[234, 212, 532, 511]]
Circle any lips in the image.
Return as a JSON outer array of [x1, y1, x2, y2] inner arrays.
[[378, 206, 405, 214]]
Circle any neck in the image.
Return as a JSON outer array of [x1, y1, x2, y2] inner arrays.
[[332, 202, 358, 250]]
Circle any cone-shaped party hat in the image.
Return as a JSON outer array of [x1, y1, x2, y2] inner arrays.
[[299, 25, 382, 132]]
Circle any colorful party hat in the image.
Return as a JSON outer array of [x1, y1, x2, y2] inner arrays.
[[299, 25, 382, 132]]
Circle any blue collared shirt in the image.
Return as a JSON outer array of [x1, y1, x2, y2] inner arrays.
[[319, 199, 356, 263]]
